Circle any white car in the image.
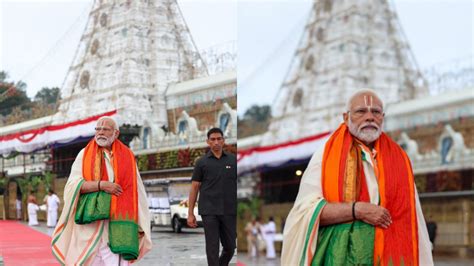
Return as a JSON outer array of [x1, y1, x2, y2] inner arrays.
[[169, 199, 202, 233], [146, 177, 203, 233]]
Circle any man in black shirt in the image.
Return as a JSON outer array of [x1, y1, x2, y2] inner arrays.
[[188, 127, 237, 266]]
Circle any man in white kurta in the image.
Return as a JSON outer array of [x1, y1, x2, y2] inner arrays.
[[46, 190, 60, 227], [51, 117, 152, 265]]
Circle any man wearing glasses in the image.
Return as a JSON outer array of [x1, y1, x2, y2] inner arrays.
[[52, 116, 152, 265], [188, 127, 237, 266], [282, 89, 433, 265]]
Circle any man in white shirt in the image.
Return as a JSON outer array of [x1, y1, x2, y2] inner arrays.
[[46, 189, 60, 227]]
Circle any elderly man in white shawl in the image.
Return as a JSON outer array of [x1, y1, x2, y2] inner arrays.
[[281, 90, 433, 266], [51, 117, 152, 265]]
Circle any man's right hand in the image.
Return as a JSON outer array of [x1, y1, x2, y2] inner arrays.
[[187, 213, 198, 228], [101, 181, 123, 196], [355, 202, 392, 229]]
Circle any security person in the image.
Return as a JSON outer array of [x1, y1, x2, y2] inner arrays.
[[188, 127, 237, 266]]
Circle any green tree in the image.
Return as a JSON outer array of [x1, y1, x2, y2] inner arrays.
[[243, 105, 271, 122], [0, 177, 6, 195], [237, 197, 262, 219], [0, 71, 31, 116], [43, 171, 54, 191], [238, 105, 272, 138], [34, 87, 60, 105], [0, 71, 8, 82]]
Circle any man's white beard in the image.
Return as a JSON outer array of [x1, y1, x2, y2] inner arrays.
[[95, 135, 115, 147], [348, 118, 382, 144]]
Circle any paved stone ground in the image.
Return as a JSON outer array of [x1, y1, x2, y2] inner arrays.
[[237, 254, 473, 266], [22, 221, 473, 266], [432, 256, 473, 266], [238, 255, 280, 266], [137, 226, 210, 265], [26, 221, 237, 265], [236, 249, 473, 266]]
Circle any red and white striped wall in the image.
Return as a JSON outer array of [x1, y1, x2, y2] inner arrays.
[[0, 110, 117, 155], [237, 132, 331, 174]]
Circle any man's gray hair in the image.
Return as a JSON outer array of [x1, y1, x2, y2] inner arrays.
[[345, 88, 384, 111], [97, 116, 119, 130]]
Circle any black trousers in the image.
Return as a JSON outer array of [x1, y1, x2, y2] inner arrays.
[[201, 215, 236, 266]]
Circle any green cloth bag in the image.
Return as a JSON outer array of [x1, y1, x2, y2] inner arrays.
[[74, 191, 111, 224], [109, 220, 139, 260]]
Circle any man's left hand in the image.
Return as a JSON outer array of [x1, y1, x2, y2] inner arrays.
[[101, 181, 123, 196], [355, 202, 392, 229]]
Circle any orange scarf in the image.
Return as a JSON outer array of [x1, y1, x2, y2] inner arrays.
[[82, 138, 138, 227], [322, 124, 419, 265]]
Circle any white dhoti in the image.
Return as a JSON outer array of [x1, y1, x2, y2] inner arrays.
[[263, 222, 276, 259], [91, 238, 130, 266], [264, 234, 276, 259], [47, 209, 58, 227], [46, 193, 60, 227]]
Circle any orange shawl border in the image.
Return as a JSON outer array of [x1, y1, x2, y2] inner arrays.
[[82, 139, 138, 223], [321, 124, 419, 265]]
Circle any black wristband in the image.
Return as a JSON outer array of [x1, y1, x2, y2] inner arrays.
[[352, 202, 357, 220], [98, 180, 101, 191]]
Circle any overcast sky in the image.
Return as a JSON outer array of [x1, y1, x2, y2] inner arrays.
[[237, 0, 473, 116], [0, 0, 237, 98], [0, 0, 472, 116]]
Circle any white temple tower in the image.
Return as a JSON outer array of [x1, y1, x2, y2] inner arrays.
[[53, 0, 207, 127], [262, 0, 428, 145]]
